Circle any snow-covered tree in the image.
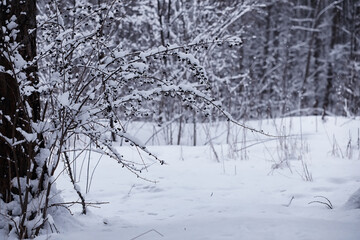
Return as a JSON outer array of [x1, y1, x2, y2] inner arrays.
[[0, 0, 48, 238], [0, 0, 247, 238]]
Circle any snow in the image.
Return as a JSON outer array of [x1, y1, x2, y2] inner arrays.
[[13, 53, 27, 70], [6, 18, 18, 30], [113, 49, 128, 59], [177, 52, 200, 66], [16, 127, 37, 142], [130, 62, 148, 73], [139, 46, 168, 61], [58, 92, 70, 106], [36, 116, 360, 240], [345, 188, 360, 209]]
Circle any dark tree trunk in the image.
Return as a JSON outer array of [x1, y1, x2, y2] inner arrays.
[[0, 0, 39, 199], [301, 0, 320, 110], [323, 2, 340, 119], [312, 31, 321, 113], [0, 0, 43, 238], [0, 71, 25, 203]]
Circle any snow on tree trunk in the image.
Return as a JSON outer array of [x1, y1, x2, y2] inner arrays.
[[0, 0, 49, 238]]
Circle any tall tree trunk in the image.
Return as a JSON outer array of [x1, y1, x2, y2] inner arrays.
[[301, 0, 320, 111], [312, 31, 321, 113], [0, 0, 39, 201], [0, 0, 44, 238], [323, 2, 340, 118]]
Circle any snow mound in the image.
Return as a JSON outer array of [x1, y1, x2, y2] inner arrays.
[[345, 187, 360, 209]]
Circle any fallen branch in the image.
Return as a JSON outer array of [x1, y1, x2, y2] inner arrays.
[[49, 201, 109, 209]]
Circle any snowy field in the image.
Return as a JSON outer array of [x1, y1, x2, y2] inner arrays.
[[36, 116, 360, 240]]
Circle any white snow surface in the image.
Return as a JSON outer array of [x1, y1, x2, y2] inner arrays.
[[34, 116, 360, 240]]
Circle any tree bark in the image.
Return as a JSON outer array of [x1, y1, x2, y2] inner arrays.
[[0, 2, 43, 236], [301, 0, 320, 111], [323, 2, 340, 118]]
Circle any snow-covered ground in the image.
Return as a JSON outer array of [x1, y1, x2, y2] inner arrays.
[[37, 116, 360, 240]]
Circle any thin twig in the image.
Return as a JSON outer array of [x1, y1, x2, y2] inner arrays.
[[283, 196, 295, 207], [49, 201, 109, 207], [314, 196, 333, 208], [308, 196, 333, 209], [130, 229, 164, 240]]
